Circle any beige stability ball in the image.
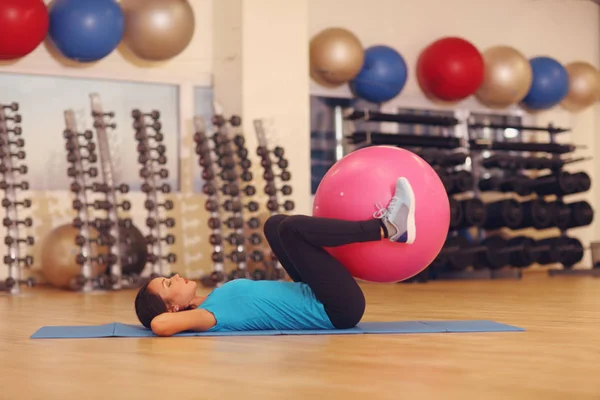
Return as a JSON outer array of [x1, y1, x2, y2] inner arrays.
[[310, 27, 364, 87], [475, 46, 533, 108], [41, 224, 108, 290], [121, 0, 195, 62], [561, 61, 600, 112]]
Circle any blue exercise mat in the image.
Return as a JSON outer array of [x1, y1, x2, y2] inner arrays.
[[30, 320, 524, 339]]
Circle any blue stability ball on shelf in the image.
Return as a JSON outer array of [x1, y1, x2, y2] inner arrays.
[[49, 0, 125, 62], [521, 56, 569, 110], [349, 45, 408, 103]]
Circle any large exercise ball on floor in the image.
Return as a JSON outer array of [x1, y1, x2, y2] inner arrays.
[[310, 27, 364, 87], [349, 45, 408, 103], [40, 224, 108, 290], [0, 0, 49, 60], [475, 46, 533, 108], [313, 146, 450, 283], [561, 61, 600, 112], [521, 57, 569, 110], [417, 37, 484, 102], [48, 0, 124, 62], [121, 0, 195, 62]]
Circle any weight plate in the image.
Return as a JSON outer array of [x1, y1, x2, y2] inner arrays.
[[536, 236, 569, 265], [507, 236, 538, 267], [572, 172, 591, 194], [446, 235, 473, 271], [561, 237, 584, 268], [502, 199, 524, 229], [474, 236, 509, 270], [453, 171, 473, 193], [449, 198, 463, 229], [462, 199, 487, 227], [569, 201, 594, 228], [552, 201, 571, 231], [529, 199, 553, 230]]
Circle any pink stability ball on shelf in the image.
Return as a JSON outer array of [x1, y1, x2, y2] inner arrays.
[[313, 146, 450, 283]]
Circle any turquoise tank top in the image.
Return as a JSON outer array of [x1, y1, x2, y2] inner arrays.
[[198, 279, 335, 331]]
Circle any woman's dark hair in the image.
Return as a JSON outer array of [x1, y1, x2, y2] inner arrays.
[[135, 281, 168, 328]]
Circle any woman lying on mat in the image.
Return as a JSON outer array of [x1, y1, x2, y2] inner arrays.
[[134, 177, 416, 337]]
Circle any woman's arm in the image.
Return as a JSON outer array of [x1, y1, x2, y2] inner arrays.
[[150, 308, 217, 337]]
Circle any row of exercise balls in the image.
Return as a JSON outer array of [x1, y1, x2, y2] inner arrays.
[[309, 28, 600, 112], [0, 0, 195, 63]]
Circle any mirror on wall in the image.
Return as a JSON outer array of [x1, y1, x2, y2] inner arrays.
[[0, 73, 180, 192]]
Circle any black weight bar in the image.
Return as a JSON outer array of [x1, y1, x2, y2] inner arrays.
[[468, 122, 569, 135], [344, 109, 460, 127], [470, 139, 581, 154], [435, 234, 584, 271], [483, 199, 523, 230], [347, 131, 461, 149], [450, 198, 487, 230]]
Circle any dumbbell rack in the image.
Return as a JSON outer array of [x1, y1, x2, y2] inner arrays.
[[343, 108, 596, 282], [194, 116, 228, 287], [132, 108, 177, 279], [253, 119, 295, 280], [87, 93, 137, 290], [211, 114, 252, 281], [194, 116, 225, 286], [0, 102, 35, 294]]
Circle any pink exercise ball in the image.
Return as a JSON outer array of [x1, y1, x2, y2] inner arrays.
[[313, 146, 449, 283]]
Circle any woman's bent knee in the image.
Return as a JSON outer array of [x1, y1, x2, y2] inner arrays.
[[264, 214, 287, 237]]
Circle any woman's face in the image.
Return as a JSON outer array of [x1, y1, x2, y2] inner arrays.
[[147, 274, 198, 312]]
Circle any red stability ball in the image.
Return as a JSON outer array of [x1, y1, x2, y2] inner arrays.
[[0, 0, 49, 60], [416, 37, 484, 102]]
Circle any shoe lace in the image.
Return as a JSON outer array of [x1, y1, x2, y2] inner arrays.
[[373, 197, 397, 219]]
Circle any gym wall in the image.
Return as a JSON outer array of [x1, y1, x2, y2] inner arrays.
[[307, 0, 600, 267], [0, 0, 216, 282]]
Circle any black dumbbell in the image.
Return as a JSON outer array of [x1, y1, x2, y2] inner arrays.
[[3, 217, 32, 227], [514, 199, 554, 230], [453, 198, 487, 229], [140, 167, 169, 179], [483, 199, 523, 230], [135, 130, 164, 142], [261, 157, 289, 169], [93, 120, 117, 130], [138, 154, 167, 165], [1, 198, 31, 208], [0, 149, 25, 159], [146, 217, 175, 228], [257, 146, 285, 158], [147, 253, 177, 263], [145, 199, 174, 211], [0, 181, 28, 191], [212, 115, 242, 127], [67, 166, 98, 178], [263, 170, 291, 182], [1, 103, 18, 112], [264, 183, 292, 196], [67, 152, 97, 164], [0, 165, 27, 174], [3, 255, 33, 266], [65, 140, 95, 153], [5, 236, 34, 246], [211, 250, 247, 263], [267, 199, 295, 212], [221, 183, 256, 197], [132, 109, 160, 120], [0, 137, 25, 148], [0, 113, 21, 123], [141, 182, 171, 193], [63, 129, 93, 141], [137, 142, 166, 155], [146, 234, 176, 245]]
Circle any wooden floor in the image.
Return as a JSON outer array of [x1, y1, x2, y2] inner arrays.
[[1, 274, 599, 400]]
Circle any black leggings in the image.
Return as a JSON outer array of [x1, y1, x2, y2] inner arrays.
[[263, 214, 382, 329]]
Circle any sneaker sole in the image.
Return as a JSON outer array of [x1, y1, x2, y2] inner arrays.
[[399, 177, 416, 244]]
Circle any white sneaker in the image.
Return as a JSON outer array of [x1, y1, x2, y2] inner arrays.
[[373, 177, 416, 243]]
